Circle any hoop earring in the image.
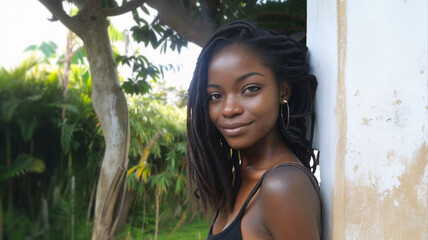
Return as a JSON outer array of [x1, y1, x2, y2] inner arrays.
[[281, 99, 290, 130]]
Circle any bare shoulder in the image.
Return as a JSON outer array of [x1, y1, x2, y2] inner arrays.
[[258, 165, 322, 239], [261, 165, 320, 200]]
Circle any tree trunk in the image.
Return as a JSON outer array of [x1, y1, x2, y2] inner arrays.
[[86, 182, 97, 226], [38, 2, 132, 239], [42, 198, 49, 233], [4, 129, 12, 239], [141, 189, 146, 233], [76, 8, 130, 240], [0, 193, 3, 240], [114, 189, 134, 232], [70, 176, 75, 240], [5, 130, 11, 210], [154, 184, 161, 240], [37, 1, 220, 239], [62, 30, 74, 120]]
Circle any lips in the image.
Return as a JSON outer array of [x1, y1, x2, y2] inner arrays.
[[220, 122, 252, 136]]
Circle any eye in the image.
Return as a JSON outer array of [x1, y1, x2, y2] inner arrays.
[[243, 86, 261, 94], [209, 93, 222, 101]]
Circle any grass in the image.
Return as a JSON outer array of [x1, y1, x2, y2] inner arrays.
[[117, 217, 210, 240]]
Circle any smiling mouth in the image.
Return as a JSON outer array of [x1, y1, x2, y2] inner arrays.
[[221, 122, 252, 136]]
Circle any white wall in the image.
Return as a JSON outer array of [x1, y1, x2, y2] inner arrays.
[[307, 1, 339, 239], [308, 0, 428, 239]]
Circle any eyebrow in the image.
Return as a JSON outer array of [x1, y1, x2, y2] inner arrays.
[[207, 72, 265, 88]]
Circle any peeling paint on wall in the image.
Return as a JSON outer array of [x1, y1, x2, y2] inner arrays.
[[333, 0, 347, 239], [345, 144, 428, 239], [308, 0, 427, 239], [361, 118, 369, 126], [354, 90, 359, 96]]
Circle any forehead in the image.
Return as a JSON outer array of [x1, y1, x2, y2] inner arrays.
[[207, 44, 277, 87], [208, 45, 265, 77], [210, 44, 258, 67]]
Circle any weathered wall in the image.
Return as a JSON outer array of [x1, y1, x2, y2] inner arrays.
[[307, 1, 339, 239], [307, 0, 428, 239]]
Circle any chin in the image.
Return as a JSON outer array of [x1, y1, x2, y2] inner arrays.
[[224, 138, 252, 150]]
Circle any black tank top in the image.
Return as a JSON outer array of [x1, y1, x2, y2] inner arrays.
[[207, 162, 322, 240]]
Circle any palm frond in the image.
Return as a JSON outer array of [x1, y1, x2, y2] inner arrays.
[[1, 154, 46, 181]]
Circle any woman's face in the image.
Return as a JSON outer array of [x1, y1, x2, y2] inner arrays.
[[207, 44, 284, 150]]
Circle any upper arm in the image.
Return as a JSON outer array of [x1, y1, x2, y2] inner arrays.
[[258, 167, 321, 240]]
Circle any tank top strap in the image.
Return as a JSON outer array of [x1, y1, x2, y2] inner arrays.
[[241, 162, 322, 211], [208, 162, 321, 239]]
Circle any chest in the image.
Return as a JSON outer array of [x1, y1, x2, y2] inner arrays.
[[211, 178, 271, 239]]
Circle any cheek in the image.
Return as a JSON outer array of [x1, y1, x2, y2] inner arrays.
[[259, 103, 279, 125], [248, 91, 280, 119], [208, 103, 218, 124]]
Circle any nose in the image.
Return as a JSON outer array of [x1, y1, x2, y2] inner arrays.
[[221, 95, 244, 118]]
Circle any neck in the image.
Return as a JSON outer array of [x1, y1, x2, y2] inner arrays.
[[239, 128, 295, 170]]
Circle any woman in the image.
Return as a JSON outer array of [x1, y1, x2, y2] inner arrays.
[[186, 20, 321, 239]]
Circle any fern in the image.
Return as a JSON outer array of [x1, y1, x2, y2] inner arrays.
[[60, 118, 77, 155], [1, 154, 46, 181]]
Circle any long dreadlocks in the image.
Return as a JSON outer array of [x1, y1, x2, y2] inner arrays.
[[186, 20, 318, 214]]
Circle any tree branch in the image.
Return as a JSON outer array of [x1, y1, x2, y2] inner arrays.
[[57, 46, 85, 64], [244, 11, 306, 22], [102, 0, 147, 17], [39, 0, 81, 34], [147, 0, 217, 46], [68, 0, 86, 10]]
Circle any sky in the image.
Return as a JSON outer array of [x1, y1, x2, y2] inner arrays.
[[0, 0, 201, 89]]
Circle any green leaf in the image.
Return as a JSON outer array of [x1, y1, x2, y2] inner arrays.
[[175, 177, 182, 194], [82, 69, 90, 86], [2, 100, 20, 122], [60, 119, 76, 154], [71, 48, 85, 65], [108, 24, 124, 42], [122, 79, 151, 95], [24, 45, 37, 52], [38, 41, 57, 59], [141, 6, 150, 15], [48, 41, 58, 49], [1, 154, 46, 181], [46, 102, 79, 114], [17, 117, 39, 142]]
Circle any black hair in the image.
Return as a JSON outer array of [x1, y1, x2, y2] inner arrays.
[[186, 20, 318, 214]]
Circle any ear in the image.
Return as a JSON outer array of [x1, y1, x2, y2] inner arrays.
[[279, 82, 292, 103]]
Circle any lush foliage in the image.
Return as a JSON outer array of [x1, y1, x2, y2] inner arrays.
[[117, 217, 210, 240], [0, 57, 196, 239], [2, 1, 307, 238], [0, 57, 103, 239]]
